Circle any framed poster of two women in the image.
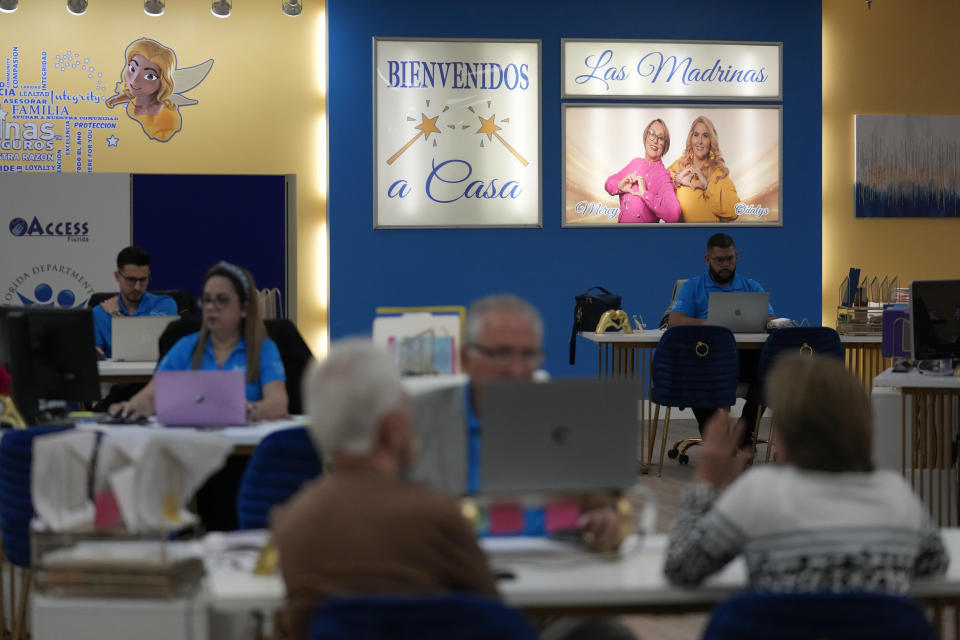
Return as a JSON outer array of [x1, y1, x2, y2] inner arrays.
[[563, 104, 782, 227]]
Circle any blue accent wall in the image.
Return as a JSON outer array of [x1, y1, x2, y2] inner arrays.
[[328, 0, 822, 376], [132, 174, 288, 304]]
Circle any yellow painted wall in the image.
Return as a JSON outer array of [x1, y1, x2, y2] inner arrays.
[[0, 0, 328, 355], [823, 0, 960, 325]]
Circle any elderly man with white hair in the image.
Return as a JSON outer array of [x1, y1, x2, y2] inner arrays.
[[271, 339, 497, 640]]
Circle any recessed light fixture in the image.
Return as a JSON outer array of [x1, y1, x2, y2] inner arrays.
[[0, 0, 18, 14], [144, 0, 164, 16], [211, 0, 231, 17], [66, 0, 88, 14], [281, 0, 302, 17]]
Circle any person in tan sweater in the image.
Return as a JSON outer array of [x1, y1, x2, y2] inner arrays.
[[271, 339, 496, 640]]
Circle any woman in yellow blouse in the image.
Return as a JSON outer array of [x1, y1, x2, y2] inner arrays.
[[668, 116, 740, 223]]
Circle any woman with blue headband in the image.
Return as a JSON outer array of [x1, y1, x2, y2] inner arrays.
[[110, 262, 288, 421]]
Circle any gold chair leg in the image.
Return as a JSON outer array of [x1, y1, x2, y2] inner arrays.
[[752, 404, 764, 449], [648, 404, 661, 469], [657, 408, 672, 477], [764, 417, 776, 462], [11, 568, 29, 640], [7, 564, 14, 640]]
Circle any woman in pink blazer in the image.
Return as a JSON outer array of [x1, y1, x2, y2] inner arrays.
[[605, 118, 682, 223]]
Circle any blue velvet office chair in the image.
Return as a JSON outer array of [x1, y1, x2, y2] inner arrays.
[[309, 593, 538, 640], [702, 591, 937, 640], [649, 325, 739, 475], [236, 426, 323, 530], [753, 327, 843, 461], [0, 426, 74, 640]]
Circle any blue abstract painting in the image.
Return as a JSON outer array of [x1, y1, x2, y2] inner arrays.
[[855, 114, 960, 218]]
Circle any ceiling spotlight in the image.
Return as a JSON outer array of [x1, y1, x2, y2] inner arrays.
[[144, 0, 164, 16], [66, 0, 87, 14], [281, 0, 302, 17], [0, 0, 18, 14], [211, 0, 231, 17]]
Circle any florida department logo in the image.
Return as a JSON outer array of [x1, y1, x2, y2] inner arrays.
[[3, 263, 94, 308], [17, 282, 85, 308], [9, 218, 27, 236]]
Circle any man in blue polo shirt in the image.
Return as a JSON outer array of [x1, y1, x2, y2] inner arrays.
[[411, 295, 621, 543], [92, 246, 178, 358], [668, 233, 775, 451]]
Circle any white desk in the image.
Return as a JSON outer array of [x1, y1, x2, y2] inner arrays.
[[201, 529, 960, 615], [873, 368, 960, 526], [582, 331, 885, 391], [76, 416, 309, 453], [31, 529, 960, 640], [32, 594, 207, 640], [97, 360, 156, 384]]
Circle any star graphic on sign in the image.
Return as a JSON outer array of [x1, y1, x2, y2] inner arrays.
[[106, 135, 119, 147], [476, 114, 501, 140], [416, 113, 441, 140], [387, 111, 442, 166], [474, 112, 528, 167]]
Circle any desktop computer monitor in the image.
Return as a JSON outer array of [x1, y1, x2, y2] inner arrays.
[[0, 307, 101, 425], [909, 280, 960, 367]]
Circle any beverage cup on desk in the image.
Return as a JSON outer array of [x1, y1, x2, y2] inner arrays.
[[611, 484, 658, 553]]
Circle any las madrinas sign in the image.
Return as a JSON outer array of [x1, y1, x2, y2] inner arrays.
[[375, 39, 541, 228], [562, 40, 781, 100]]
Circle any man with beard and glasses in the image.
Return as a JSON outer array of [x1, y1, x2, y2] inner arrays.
[[667, 233, 776, 454], [92, 245, 177, 359]]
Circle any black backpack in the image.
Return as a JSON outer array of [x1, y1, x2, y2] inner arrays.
[[569, 286, 621, 364]]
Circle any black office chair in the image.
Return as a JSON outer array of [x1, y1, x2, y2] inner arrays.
[[658, 278, 688, 329], [87, 289, 196, 316], [154, 289, 197, 317], [264, 318, 314, 415]]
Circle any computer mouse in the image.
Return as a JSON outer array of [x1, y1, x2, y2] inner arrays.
[[766, 318, 794, 331], [892, 359, 914, 373]]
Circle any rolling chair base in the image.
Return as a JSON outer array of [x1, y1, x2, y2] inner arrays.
[[667, 437, 703, 465]]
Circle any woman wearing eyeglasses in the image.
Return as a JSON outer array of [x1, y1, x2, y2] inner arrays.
[[604, 118, 682, 223], [109, 261, 288, 421], [668, 116, 741, 223]]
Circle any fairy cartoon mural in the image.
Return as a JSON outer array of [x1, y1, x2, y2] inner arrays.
[[105, 38, 213, 142]]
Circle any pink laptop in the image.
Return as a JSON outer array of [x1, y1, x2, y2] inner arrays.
[[154, 370, 247, 426]]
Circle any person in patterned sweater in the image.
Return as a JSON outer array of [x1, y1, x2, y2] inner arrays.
[[664, 353, 948, 592]]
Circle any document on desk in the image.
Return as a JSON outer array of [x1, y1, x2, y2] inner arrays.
[[480, 536, 583, 556]]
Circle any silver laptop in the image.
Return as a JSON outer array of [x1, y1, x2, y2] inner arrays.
[[154, 370, 247, 426], [111, 315, 176, 361], [707, 292, 770, 333], [478, 378, 638, 494]]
